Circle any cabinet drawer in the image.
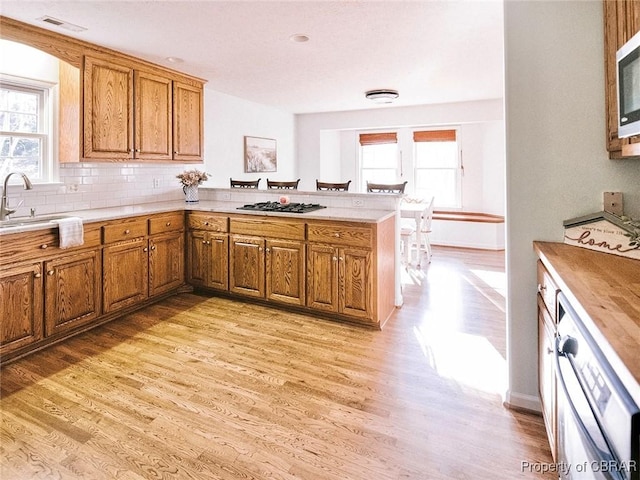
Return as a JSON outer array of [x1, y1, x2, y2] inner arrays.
[[102, 219, 147, 244], [537, 260, 559, 321], [149, 212, 184, 235], [307, 222, 372, 248], [230, 217, 305, 240], [187, 213, 228, 232]]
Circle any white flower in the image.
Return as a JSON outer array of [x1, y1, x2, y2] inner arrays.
[[177, 169, 209, 187]]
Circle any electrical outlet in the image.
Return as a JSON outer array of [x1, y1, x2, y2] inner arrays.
[[153, 178, 161, 188], [603, 192, 623, 216], [67, 183, 79, 192], [221, 192, 231, 200], [352, 198, 365, 207]]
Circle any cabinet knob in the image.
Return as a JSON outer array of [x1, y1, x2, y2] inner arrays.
[[537, 284, 546, 293], [150, 245, 156, 251], [202, 240, 207, 244], [259, 247, 263, 251], [34, 273, 42, 278], [546, 347, 554, 355], [339, 257, 344, 261], [265, 247, 270, 253], [334, 233, 340, 237], [204, 221, 209, 226], [333, 256, 338, 261], [47, 270, 55, 276], [207, 241, 211, 245], [166, 222, 171, 226], [124, 229, 130, 235], [41, 244, 48, 249], [143, 247, 148, 252], [136, 149, 140, 153]]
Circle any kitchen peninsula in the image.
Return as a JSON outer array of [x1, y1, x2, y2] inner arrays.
[[0, 192, 397, 365]]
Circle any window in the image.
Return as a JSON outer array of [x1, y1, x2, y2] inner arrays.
[[359, 132, 400, 191], [0, 81, 51, 182], [413, 129, 461, 208]]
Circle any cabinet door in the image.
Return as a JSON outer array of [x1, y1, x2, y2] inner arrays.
[[173, 81, 203, 162], [83, 56, 134, 159], [103, 238, 148, 313], [339, 247, 372, 319], [538, 304, 557, 460], [306, 243, 338, 313], [229, 235, 264, 298], [186, 229, 208, 287], [134, 70, 172, 160], [266, 239, 305, 306], [149, 232, 184, 297], [0, 263, 43, 357], [208, 233, 229, 291], [44, 250, 101, 337]]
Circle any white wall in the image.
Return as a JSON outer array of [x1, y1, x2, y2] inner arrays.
[[203, 89, 296, 188], [296, 100, 505, 213], [504, 1, 640, 409]]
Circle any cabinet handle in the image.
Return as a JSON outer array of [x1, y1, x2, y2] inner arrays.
[[47, 270, 55, 276], [143, 247, 148, 252], [537, 284, 546, 293], [41, 244, 48, 249], [124, 229, 130, 235], [546, 347, 554, 355], [166, 222, 171, 226], [34, 273, 42, 278]]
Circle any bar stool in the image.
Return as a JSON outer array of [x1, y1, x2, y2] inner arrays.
[[230, 178, 260, 188], [316, 180, 351, 191], [366, 181, 408, 193], [267, 179, 300, 189]]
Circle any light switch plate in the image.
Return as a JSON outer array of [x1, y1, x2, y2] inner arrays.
[[603, 192, 623, 216]]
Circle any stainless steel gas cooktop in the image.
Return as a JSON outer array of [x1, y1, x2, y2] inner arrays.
[[236, 202, 327, 214]]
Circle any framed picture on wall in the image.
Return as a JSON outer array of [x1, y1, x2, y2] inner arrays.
[[244, 136, 277, 173]]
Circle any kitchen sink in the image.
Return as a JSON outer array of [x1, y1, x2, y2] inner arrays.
[[0, 215, 73, 229]]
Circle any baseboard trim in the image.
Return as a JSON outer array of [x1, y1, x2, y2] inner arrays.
[[503, 390, 541, 413]]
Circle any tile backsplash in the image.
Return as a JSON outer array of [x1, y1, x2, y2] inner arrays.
[[1, 163, 400, 218], [1, 163, 193, 217]]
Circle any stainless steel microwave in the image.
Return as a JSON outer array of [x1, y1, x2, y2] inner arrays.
[[617, 30, 640, 138]]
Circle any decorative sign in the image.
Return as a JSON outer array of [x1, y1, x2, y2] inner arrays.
[[564, 215, 640, 260]]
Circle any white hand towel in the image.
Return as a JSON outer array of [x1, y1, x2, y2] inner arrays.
[[53, 217, 84, 249]]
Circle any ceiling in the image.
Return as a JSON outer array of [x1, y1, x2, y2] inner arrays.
[[0, 0, 505, 114]]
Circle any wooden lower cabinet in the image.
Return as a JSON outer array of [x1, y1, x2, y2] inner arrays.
[[307, 244, 372, 319], [44, 250, 101, 337], [229, 235, 265, 298], [103, 238, 149, 314], [186, 230, 229, 291], [149, 231, 184, 297], [266, 239, 305, 306], [538, 303, 557, 460], [0, 262, 43, 357]]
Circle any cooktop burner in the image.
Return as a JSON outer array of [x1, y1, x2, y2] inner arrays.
[[237, 202, 327, 214]]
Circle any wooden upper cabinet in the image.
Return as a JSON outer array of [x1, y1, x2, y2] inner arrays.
[[173, 81, 204, 162], [603, 0, 640, 159], [83, 56, 134, 160], [82, 60, 203, 162], [135, 70, 173, 160]]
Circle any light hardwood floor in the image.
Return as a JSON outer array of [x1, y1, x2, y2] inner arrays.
[[1, 246, 555, 479]]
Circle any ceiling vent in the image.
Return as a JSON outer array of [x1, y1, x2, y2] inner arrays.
[[365, 89, 399, 104], [37, 16, 87, 33]]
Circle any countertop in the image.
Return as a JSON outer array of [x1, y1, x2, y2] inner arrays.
[[0, 200, 397, 236], [534, 241, 640, 402]]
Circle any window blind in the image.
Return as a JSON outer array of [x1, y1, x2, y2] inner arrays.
[[413, 130, 456, 142], [359, 132, 398, 145]]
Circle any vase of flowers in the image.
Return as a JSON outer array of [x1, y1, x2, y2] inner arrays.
[[177, 169, 209, 203]]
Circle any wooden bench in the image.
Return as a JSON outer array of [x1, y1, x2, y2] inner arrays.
[[433, 211, 504, 223], [430, 211, 505, 250]]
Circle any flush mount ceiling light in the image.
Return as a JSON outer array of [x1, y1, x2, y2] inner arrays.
[[165, 57, 184, 64], [289, 34, 310, 43], [365, 89, 399, 104], [37, 15, 87, 32]]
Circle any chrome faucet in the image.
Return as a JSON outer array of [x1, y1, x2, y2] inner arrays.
[[1, 172, 33, 220]]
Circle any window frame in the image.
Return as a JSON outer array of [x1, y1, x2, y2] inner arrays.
[[358, 131, 401, 191], [0, 75, 55, 184], [412, 127, 462, 209]]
